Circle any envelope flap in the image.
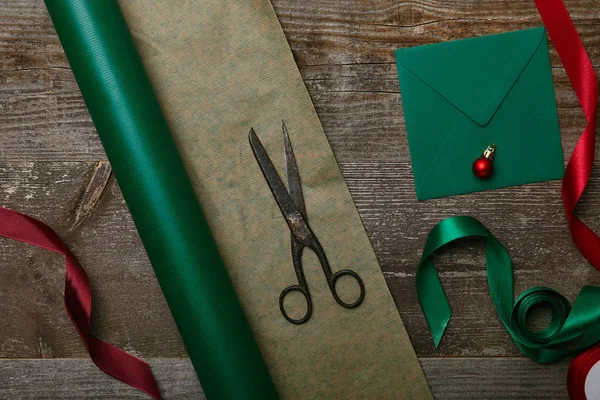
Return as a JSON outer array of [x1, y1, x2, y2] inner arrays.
[[396, 28, 546, 126]]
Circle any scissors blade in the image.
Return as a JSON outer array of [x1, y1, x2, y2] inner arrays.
[[282, 122, 307, 220], [249, 128, 312, 239]]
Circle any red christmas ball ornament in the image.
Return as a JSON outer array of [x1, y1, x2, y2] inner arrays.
[[472, 144, 496, 180]]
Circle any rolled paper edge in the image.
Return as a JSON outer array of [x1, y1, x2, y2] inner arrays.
[[43, 1, 279, 399]]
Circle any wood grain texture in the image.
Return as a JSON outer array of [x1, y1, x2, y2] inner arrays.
[[0, 0, 598, 162], [0, 162, 184, 359], [343, 162, 600, 357], [0, 359, 204, 399], [422, 357, 569, 399], [1, 0, 600, 398], [70, 161, 112, 230], [0, 358, 570, 399], [0, 161, 597, 360]]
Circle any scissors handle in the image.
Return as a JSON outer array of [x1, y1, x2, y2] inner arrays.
[[310, 238, 366, 309], [279, 284, 312, 324], [330, 269, 366, 308], [279, 239, 313, 324]]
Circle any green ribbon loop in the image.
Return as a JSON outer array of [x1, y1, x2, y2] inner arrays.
[[417, 216, 600, 363]]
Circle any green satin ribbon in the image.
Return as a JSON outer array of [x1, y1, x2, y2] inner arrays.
[[44, 1, 279, 399], [418, 216, 600, 363]]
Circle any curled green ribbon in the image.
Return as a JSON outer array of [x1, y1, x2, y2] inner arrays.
[[417, 216, 600, 363]]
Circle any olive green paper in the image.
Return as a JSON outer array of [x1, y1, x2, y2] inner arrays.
[[117, 0, 431, 398]]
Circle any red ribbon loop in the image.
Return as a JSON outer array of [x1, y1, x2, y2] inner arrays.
[[0, 207, 162, 399]]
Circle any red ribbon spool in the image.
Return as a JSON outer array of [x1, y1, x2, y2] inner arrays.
[[568, 343, 600, 400]]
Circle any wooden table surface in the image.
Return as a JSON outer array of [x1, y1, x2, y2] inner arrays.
[[1, 0, 599, 398]]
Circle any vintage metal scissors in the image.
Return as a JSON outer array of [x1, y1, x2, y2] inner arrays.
[[249, 122, 365, 324]]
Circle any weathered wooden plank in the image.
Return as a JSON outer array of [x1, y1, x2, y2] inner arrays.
[[421, 357, 569, 399], [0, 162, 184, 359], [273, 0, 600, 67], [70, 161, 112, 230], [0, 60, 591, 163], [0, 358, 204, 399], [302, 65, 593, 163], [1, 0, 599, 397], [0, 0, 597, 162], [0, 357, 569, 399], [0, 1, 101, 161], [0, 161, 598, 358], [343, 161, 600, 357]]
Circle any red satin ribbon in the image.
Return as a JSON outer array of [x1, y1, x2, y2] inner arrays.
[[534, 0, 600, 267], [0, 207, 162, 399], [534, 1, 599, 399], [568, 343, 600, 400]]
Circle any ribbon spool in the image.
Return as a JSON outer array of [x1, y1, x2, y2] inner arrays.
[[569, 344, 600, 400], [417, 216, 600, 364], [510, 287, 571, 347]]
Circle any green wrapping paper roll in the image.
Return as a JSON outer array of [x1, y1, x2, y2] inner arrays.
[[44, 1, 279, 399]]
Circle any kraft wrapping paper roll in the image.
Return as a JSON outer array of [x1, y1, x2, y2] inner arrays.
[[45, 0, 432, 398], [43, 1, 279, 399], [116, 0, 431, 399]]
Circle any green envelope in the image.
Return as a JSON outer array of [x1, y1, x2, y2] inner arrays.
[[395, 27, 564, 200]]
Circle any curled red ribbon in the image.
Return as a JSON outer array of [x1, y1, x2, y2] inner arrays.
[[0, 207, 161, 399], [534, 1, 599, 399], [534, 0, 600, 266]]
